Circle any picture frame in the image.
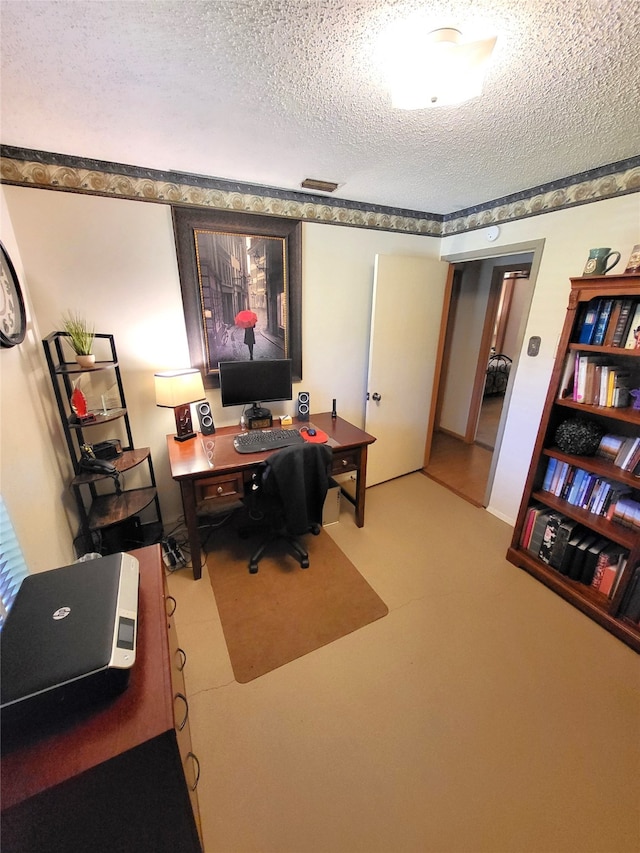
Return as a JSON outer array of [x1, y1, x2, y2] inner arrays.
[[0, 241, 27, 348], [172, 207, 302, 389]]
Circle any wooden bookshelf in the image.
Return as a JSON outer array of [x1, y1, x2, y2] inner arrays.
[[507, 273, 640, 652]]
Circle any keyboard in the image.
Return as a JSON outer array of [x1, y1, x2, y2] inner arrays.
[[233, 428, 305, 454]]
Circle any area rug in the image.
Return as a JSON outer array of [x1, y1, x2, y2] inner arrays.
[[206, 519, 388, 683]]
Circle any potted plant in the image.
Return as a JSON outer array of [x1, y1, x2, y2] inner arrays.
[[61, 312, 95, 367]]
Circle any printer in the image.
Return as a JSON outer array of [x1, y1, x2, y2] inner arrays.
[[1, 552, 139, 745]]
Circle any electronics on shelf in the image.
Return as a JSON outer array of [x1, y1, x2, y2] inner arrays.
[[1, 552, 139, 744]]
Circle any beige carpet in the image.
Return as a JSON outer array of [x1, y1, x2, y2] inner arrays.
[[206, 520, 388, 683]]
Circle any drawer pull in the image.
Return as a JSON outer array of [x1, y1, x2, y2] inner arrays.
[[165, 595, 177, 617], [217, 486, 223, 495], [176, 647, 187, 671], [186, 751, 201, 791], [341, 458, 348, 467], [174, 692, 189, 730]]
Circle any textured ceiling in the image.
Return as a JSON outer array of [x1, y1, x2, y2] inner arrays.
[[1, 0, 639, 215]]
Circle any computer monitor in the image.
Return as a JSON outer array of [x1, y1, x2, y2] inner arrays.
[[218, 359, 293, 418]]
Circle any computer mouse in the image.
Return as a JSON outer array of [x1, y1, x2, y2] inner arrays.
[[307, 428, 317, 436]]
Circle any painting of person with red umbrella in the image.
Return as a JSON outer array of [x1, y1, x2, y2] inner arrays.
[[187, 223, 297, 377], [235, 310, 257, 360]]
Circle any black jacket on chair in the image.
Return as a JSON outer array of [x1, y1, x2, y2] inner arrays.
[[261, 442, 333, 535]]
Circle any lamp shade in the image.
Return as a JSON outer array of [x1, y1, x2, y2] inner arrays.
[[382, 26, 497, 109], [154, 369, 205, 408]]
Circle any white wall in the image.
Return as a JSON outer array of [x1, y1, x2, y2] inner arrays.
[[440, 261, 485, 436], [2, 184, 638, 564], [0, 193, 75, 571], [442, 193, 640, 523]]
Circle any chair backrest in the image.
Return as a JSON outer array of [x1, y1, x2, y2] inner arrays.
[[262, 443, 333, 535]]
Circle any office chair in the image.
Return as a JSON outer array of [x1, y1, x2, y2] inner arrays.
[[243, 442, 333, 574]]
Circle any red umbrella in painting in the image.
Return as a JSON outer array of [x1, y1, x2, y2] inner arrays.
[[234, 310, 257, 328]]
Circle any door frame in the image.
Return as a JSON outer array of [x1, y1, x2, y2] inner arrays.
[[464, 262, 531, 443], [423, 240, 546, 497]]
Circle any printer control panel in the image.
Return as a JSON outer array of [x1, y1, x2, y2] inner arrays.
[[110, 553, 140, 669]]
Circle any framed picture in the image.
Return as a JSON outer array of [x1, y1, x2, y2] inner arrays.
[[0, 241, 27, 348], [172, 207, 302, 388]]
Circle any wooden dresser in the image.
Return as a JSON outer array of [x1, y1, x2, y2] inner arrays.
[[1, 545, 203, 852]]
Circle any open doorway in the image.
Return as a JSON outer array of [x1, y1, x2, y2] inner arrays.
[[424, 254, 534, 506]]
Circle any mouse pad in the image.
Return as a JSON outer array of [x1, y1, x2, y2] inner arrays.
[[300, 426, 329, 443]]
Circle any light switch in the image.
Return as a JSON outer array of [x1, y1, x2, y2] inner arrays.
[[527, 336, 541, 356]]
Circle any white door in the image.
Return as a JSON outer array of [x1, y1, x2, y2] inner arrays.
[[365, 254, 449, 486]]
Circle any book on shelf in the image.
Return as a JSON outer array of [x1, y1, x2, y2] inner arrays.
[[598, 364, 609, 406], [572, 356, 614, 405], [577, 299, 602, 345], [610, 497, 640, 530], [542, 457, 557, 492], [623, 302, 640, 349], [596, 433, 626, 462], [614, 437, 640, 469], [620, 566, 640, 622], [538, 512, 564, 565], [567, 468, 587, 505], [559, 529, 587, 575], [611, 298, 636, 347], [579, 472, 598, 509], [557, 351, 577, 400], [603, 367, 631, 407], [610, 555, 629, 599], [567, 533, 599, 581], [591, 546, 628, 597], [602, 484, 632, 519], [592, 298, 615, 346], [521, 503, 544, 549], [574, 355, 591, 403], [528, 509, 556, 558], [553, 461, 571, 496], [560, 465, 578, 501], [580, 538, 610, 585], [584, 359, 601, 405], [603, 299, 624, 347], [624, 440, 640, 474], [549, 517, 582, 571], [590, 478, 616, 516]]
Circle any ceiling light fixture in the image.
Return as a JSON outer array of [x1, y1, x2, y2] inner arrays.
[[382, 25, 497, 109]]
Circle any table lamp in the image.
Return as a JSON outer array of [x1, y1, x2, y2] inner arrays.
[[154, 369, 206, 442]]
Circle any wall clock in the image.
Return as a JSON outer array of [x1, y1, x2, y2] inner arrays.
[[0, 242, 27, 347]]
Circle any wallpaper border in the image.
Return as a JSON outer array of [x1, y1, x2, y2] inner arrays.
[[1, 146, 638, 238]]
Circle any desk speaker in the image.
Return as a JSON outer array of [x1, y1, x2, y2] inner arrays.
[[196, 401, 215, 435], [296, 391, 310, 421]]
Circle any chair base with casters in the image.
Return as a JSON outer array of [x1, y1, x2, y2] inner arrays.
[[240, 442, 333, 574], [246, 521, 322, 574]]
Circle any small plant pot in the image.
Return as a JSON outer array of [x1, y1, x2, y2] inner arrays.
[[76, 354, 96, 368]]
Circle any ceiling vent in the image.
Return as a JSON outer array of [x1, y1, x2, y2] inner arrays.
[[301, 178, 339, 193]]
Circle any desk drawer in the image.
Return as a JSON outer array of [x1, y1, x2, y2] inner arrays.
[[195, 472, 244, 506], [332, 449, 359, 474]]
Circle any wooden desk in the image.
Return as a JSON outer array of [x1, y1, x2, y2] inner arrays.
[[166, 412, 376, 580], [1, 545, 202, 852]]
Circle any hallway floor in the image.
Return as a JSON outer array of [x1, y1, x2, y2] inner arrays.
[[425, 433, 492, 506], [167, 474, 640, 853], [425, 395, 505, 506]]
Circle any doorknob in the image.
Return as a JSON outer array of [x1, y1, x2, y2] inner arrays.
[[372, 393, 382, 402]]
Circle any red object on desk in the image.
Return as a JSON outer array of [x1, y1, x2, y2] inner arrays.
[[300, 427, 329, 443]]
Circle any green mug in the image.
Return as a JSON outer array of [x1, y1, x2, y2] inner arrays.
[[583, 247, 621, 276]]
